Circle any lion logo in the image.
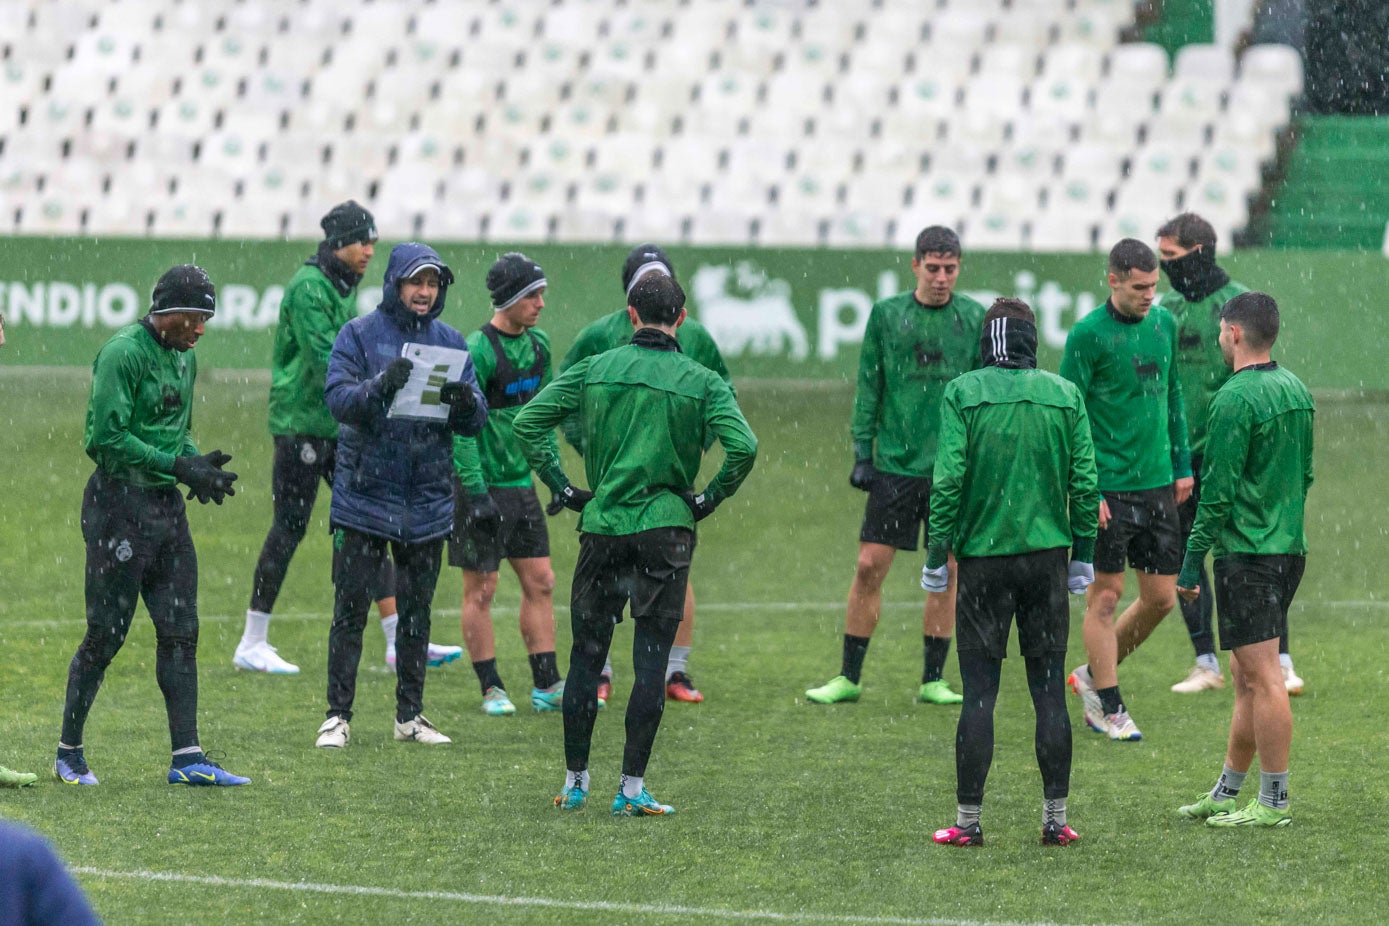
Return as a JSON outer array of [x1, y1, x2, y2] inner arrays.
[[690, 262, 810, 361]]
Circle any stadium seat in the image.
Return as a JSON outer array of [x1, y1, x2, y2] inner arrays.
[[1107, 43, 1170, 91], [1041, 43, 1107, 83], [976, 44, 1041, 81], [1174, 44, 1236, 84], [908, 173, 977, 223], [966, 210, 1027, 250], [757, 209, 826, 248], [553, 205, 622, 243], [826, 211, 890, 249], [686, 210, 754, 246], [1239, 43, 1304, 100], [1027, 210, 1097, 252], [485, 203, 552, 244], [620, 208, 686, 245], [219, 199, 288, 240], [150, 200, 219, 238]]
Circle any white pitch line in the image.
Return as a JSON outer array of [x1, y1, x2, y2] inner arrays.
[[70, 867, 1112, 926], [5, 598, 1386, 631]]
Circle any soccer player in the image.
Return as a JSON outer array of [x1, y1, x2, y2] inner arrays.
[[315, 243, 487, 749], [558, 243, 733, 705], [450, 252, 564, 716], [1157, 213, 1303, 695], [1060, 239, 1193, 741], [1175, 292, 1313, 828], [514, 273, 757, 816], [924, 298, 1099, 848], [806, 225, 986, 706], [237, 201, 462, 674], [56, 264, 250, 786]]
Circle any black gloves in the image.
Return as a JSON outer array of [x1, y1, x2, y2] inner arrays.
[[545, 490, 567, 516], [462, 491, 500, 535], [439, 380, 476, 413], [849, 459, 877, 491], [555, 484, 594, 512], [681, 490, 718, 522], [172, 450, 238, 505], [380, 358, 413, 399]]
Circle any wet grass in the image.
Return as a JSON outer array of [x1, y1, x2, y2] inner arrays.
[[1, 372, 1386, 925]]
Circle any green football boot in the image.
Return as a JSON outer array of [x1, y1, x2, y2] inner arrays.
[[805, 675, 862, 704], [1206, 799, 1291, 828], [918, 680, 964, 705], [1177, 793, 1237, 820]]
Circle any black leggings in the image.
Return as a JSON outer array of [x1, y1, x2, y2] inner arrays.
[[564, 614, 681, 777], [955, 650, 1071, 805], [63, 472, 201, 752], [250, 435, 394, 612], [326, 529, 442, 723]]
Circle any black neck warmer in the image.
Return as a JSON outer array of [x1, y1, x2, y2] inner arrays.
[[139, 315, 174, 351], [631, 327, 682, 352], [307, 241, 364, 298], [980, 317, 1038, 369], [1160, 247, 1230, 302]]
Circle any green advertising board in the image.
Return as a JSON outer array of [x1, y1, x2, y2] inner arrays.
[[0, 236, 1383, 391]]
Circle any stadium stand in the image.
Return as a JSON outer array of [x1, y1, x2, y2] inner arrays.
[[0, 0, 1302, 249]]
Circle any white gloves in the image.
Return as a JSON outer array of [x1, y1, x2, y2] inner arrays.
[[921, 564, 950, 594], [1067, 560, 1094, 595]]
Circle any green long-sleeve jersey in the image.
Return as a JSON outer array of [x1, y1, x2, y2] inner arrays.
[[514, 331, 757, 536], [851, 291, 987, 477], [84, 320, 199, 486], [1184, 363, 1314, 560], [1163, 279, 1249, 457], [268, 263, 359, 438], [1059, 302, 1192, 492], [558, 309, 733, 453], [452, 326, 558, 493], [926, 367, 1100, 567]]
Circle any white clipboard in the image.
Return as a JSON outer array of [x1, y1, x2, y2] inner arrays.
[[387, 342, 471, 420]]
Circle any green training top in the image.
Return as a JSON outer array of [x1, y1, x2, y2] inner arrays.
[[1182, 363, 1314, 568], [268, 263, 360, 438], [926, 366, 1100, 567], [851, 291, 987, 477], [452, 325, 558, 493], [558, 309, 733, 453], [514, 331, 757, 536], [84, 320, 199, 486], [1059, 301, 1192, 492], [1162, 279, 1249, 457]]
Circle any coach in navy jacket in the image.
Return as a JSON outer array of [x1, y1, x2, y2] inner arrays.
[[318, 242, 486, 745]]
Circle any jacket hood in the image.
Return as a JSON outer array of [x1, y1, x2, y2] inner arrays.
[[379, 242, 455, 328]]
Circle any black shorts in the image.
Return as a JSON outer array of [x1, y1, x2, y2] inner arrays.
[[448, 485, 550, 572], [571, 527, 694, 626], [955, 548, 1070, 659], [1214, 554, 1305, 650], [1093, 487, 1181, 575], [860, 473, 932, 551]]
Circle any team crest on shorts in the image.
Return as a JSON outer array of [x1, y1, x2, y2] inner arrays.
[[115, 539, 133, 562], [300, 442, 318, 465]]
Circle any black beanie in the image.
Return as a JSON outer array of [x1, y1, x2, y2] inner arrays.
[[321, 200, 378, 249], [150, 264, 216, 316], [621, 243, 674, 297], [487, 252, 547, 309]]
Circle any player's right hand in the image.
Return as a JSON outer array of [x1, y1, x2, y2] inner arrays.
[[380, 358, 414, 398], [850, 459, 877, 491], [463, 492, 500, 535], [1097, 497, 1111, 530], [544, 491, 567, 516], [920, 563, 949, 593], [1066, 560, 1094, 594], [681, 490, 718, 522]]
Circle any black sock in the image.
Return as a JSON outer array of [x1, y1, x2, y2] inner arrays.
[[472, 658, 504, 696], [171, 751, 205, 769], [529, 651, 561, 690], [923, 635, 952, 684], [841, 634, 871, 684], [1097, 685, 1124, 716], [57, 745, 82, 760]]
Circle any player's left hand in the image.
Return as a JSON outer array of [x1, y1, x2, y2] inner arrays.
[[544, 490, 567, 516], [1067, 560, 1094, 594], [1174, 477, 1194, 505], [921, 564, 949, 593], [681, 490, 718, 522], [1176, 584, 1200, 602], [557, 484, 594, 512]]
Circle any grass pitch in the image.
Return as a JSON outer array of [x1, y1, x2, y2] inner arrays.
[[1, 369, 1387, 925]]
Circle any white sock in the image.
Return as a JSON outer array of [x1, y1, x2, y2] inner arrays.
[[620, 773, 643, 799], [666, 645, 690, 679], [1279, 653, 1293, 669], [381, 613, 398, 657], [565, 769, 590, 792], [602, 656, 614, 679], [1196, 653, 1219, 674], [241, 610, 271, 648]]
